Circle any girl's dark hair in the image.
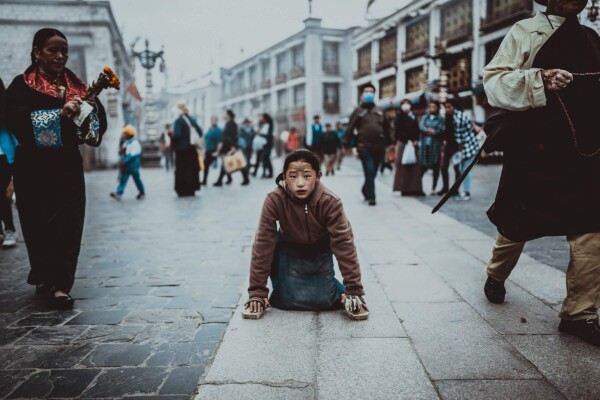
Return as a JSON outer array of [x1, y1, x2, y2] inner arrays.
[[31, 28, 67, 65], [400, 98, 411, 105], [226, 109, 235, 120], [283, 149, 321, 174], [428, 100, 441, 110], [261, 113, 273, 127], [445, 97, 462, 111]]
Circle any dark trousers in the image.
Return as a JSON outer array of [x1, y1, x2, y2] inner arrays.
[[358, 148, 382, 201], [440, 148, 460, 194], [0, 155, 15, 232], [421, 165, 441, 192], [252, 150, 263, 176], [217, 161, 249, 184], [202, 151, 218, 184], [262, 144, 273, 178]]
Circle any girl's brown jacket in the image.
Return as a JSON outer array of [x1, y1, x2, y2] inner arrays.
[[248, 175, 365, 299]]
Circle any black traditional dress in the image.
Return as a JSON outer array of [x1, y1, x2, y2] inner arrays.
[[4, 67, 107, 292], [487, 17, 600, 241], [172, 114, 202, 197]]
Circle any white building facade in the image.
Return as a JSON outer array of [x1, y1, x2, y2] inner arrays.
[[0, 0, 134, 169], [219, 18, 357, 138]]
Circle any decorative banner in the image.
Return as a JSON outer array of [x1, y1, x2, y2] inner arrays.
[[127, 80, 143, 102]]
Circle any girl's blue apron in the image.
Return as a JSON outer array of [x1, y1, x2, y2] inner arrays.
[[269, 234, 345, 311]]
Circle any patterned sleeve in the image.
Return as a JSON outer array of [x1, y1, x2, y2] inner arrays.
[[30, 109, 64, 148]]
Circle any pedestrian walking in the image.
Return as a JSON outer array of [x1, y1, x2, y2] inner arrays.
[[379, 107, 396, 175], [243, 149, 368, 320], [285, 127, 300, 154], [439, 105, 460, 197], [172, 101, 203, 197], [159, 123, 174, 172], [335, 121, 345, 170], [4, 28, 107, 308], [306, 115, 325, 160], [252, 113, 274, 179], [418, 101, 445, 195], [344, 83, 393, 206], [239, 118, 255, 167], [393, 99, 424, 196], [214, 109, 250, 186], [444, 99, 479, 201], [322, 123, 340, 176], [0, 78, 19, 248], [481, 0, 600, 346], [202, 116, 223, 186], [110, 125, 145, 200]]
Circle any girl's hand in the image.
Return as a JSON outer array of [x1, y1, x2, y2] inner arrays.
[[61, 98, 82, 117], [245, 298, 269, 313]]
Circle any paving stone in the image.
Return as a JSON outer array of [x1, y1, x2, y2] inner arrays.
[[134, 321, 201, 345], [68, 286, 116, 299], [116, 295, 170, 310], [14, 310, 79, 326], [5, 344, 95, 369], [393, 302, 541, 380], [160, 366, 205, 395], [196, 384, 315, 400], [81, 343, 153, 367], [193, 323, 227, 343], [7, 368, 100, 399], [110, 286, 153, 296], [0, 299, 30, 313], [66, 309, 130, 325], [73, 296, 121, 310], [15, 325, 88, 345], [123, 309, 183, 324], [76, 324, 145, 344], [145, 343, 212, 367], [82, 367, 169, 398], [318, 338, 438, 400], [0, 370, 35, 399], [0, 327, 33, 345], [198, 308, 233, 323], [436, 379, 565, 400], [507, 334, 600, 399]]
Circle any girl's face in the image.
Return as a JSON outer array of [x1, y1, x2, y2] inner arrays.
[[428, 103, 439, 114], [34, 35, 68, 75], [284, 160, 319, 200]]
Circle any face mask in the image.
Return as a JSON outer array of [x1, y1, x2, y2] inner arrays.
[[362, 92, 375, 103], [401, 104, 411, 112]]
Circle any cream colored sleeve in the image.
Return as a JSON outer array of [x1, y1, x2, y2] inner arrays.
[[483, 27, 547, 111]]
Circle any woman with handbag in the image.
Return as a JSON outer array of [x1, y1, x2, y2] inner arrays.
[[393, 100, 424, 196], [4, 28, 107, 308], [418, 101, 445, 196], [214, 109, 250, 186], [172, 101, 203, 197]]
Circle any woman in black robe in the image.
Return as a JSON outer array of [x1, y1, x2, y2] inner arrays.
[[4, 28, 107, 308], [172, 102, 203, 196]]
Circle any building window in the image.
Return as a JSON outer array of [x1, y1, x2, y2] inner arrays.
[[379, 76, 396, 99], [442, 0, 472, 43], [263, 94, 271, 110], [293, 84, 305, 107], [323, 42, 339, 75], [291, 45, 305, 78], [68, 47, 87, 82], [404, 18, 429, 60], [276, 52, 288, 83], [249, 65, 257, 89], [482, 0, 533, 31], [447, 54, 471, 92], [377, 31, 397, 71], [357, 44, 371, 77], [323, 83, 340, 114], [406, 66, 426, 94], [277, 89, 288, 110]]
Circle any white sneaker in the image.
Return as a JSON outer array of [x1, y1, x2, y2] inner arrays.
[[454, 192, 471, 201], [2, 230, 17, 248]]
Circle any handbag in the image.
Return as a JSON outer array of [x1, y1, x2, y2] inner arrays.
[[183, 115, 204, 150], [223, 149, 247, 173], [401, 141, 417, 165]]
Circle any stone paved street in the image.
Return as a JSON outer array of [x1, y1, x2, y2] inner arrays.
[[0, 157, 597, 399]]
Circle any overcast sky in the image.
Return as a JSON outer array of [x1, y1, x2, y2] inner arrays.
[[109, 0, 404, 91]]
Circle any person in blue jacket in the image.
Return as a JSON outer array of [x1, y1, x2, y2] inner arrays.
[[110, 125, 145, 200], [0, 76, 18, 248]]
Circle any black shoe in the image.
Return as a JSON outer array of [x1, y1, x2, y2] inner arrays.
[[213, 182, 223, 187], [368, 199, 376, 206], [241, 180, 250, 186], [484, 277, 506, 304], [559, 318, 600, 346], [136, 193, 145, 200], [50, 293, 74, 309], [226, 179, 232, 185], [35, 284, 50, 295]]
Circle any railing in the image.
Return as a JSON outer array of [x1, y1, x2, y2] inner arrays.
[[275, 74, 288, 84], [290, 66, 305, 79], [261, 79, 271, 89], [354, 67, 371, 79], [441, 24, 472, 47], [402, 47, 428, 62], [376, 58, 396, 72], [481, 0, 533, 32], [323, 102, 340, 114]]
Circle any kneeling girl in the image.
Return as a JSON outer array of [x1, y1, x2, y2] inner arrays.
[[244, 149, 368, 320]]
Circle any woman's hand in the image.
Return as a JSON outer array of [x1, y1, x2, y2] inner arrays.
[[60, 98, 82, 117], [542, 69, 573, 91]]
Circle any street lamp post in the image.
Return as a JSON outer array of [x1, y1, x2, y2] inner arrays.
[[131, 39, 165, 167]]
